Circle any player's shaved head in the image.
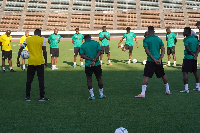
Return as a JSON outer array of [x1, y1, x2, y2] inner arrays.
[[34, 29, 41, 36], [75, 28, 79, 34], [54, 28, 58, 35], [183, 27, 191, 37], [6, 30, 11, 36], [148, 26, 155, 35], [25, 30, 29, 37], [126, 27, 131, 32], [102, 26, 106, 31], [84, 34, 91, 40], [166, 28, 171, 34]]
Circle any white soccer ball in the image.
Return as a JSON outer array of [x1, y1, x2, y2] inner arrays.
[[115, 127, 128, 133], [143, 60, 147, 65], [132, 59, 137, 63], [21, 50, 29, 59]]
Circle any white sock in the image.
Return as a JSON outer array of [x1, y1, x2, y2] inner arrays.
[[99, 88, 103, 96], [168, 61, 170, 65], [89, 88, 94, 97], [52, 65, 55, 68], [9, 67, 12, 70], [100, 60, 102, 63], [141, 85, 147, 95], [23, 64, 25, 69], [184, 84, 189, 90], [174, 61, 176, 64], [128, 59, 131, 62], [165, 83, 170, 92], [81, 62, 83, 65], [108, 60, 111, 63], [74, 62, 76, 65], [2, 67, 5, 70], [196, 83, 199, 88]]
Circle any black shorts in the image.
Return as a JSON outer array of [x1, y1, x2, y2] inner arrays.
[[101, 46, 110, 54], [50, 48, 59, 57], [2, 50, 12, 60], [74, 47, 80, 56], [124, 44, 133, 53], [182, 59, 197, 73], [167, 46, 175, 55], [143, 61, 165, 78], [85, 65, 102, 77]]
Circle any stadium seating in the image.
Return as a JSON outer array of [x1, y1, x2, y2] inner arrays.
[[0, 0, 200, 32]]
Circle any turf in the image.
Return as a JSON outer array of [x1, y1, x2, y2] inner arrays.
[[0, 38, 200, 133]]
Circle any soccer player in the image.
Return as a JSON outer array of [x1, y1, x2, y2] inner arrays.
[[48, 28, 61, 70], [135, 26, 171, 98], [80, 35, 105, 100], [72, 28, 84, 68], [20, 31, 30, 71], [99, 26, 112, 66], [166, 28, 177, 66], [180, 27, 200, 93], [0, 30, 15, 73], [17, 29, 49, 101], [117, 27, 138, 64]]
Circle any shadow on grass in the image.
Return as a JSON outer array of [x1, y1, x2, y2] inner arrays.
[[63, 61, 74, 66]]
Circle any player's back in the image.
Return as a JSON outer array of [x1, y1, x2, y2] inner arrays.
[[26, 35, 44, 65], [81, 40, 100, 58], [143, 35, 164, 61], [184, 36, 198, 56]]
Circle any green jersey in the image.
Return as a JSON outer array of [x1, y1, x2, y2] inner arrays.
[[122, 32, 136, 46], [166, 32, 176, 47], [48, 34, 61, 48], [99, 31, 110, 46], [72, 33, 84, 47], [143, 35, 164, 62], [80, 40, 102, 67], [184, 36, 198, 59]]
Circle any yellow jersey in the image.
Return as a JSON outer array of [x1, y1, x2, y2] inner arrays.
[[0, 34, 12, 51], [25, 35, 45, 66], [20, 35, 30, 51]]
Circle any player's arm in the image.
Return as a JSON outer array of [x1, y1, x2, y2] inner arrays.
[[144, 47, 157, 62], [159, 46, 165, 61], [42, 38, 47, 67], [48, 39, 50, 44], [17, 43, 27, 66], [118, 38, 124, 47], [134, 37, 139, 48], [174, 38, 177, 45], [185, 46, 195, 56], [194, 44, 199, 60], [72, 40, 74, 44]]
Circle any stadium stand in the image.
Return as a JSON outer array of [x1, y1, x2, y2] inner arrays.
[[0, 0, 199, 34]]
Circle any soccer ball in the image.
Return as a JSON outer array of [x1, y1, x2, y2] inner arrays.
[[115, 127, 128, 133], [21, 50, 29, 59], [143, 60, 147, 65], [132, 59, 137, 63]]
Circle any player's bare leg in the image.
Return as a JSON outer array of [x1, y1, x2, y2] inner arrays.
[[100, 54, 103, 65], [167, 55, 171, 66], [87, 75, 95, 100], [96, 74, 105, 99], [8, 59, 14, 72], [181, 72, 189, 93], [80, 56, 85, 67], [193, 71, 200, 91], [107, 53, 112, 66], [135, 76, 149, 98], [74, 55, 77, 68], [54, 57, 58, 69], [162, 75, 171, 94], [51, 57, 56, 70], [128, 53, 132, 64], [172, 54, 176, 66], [22, 59, 26, 71], [2, 59, 5, 72]]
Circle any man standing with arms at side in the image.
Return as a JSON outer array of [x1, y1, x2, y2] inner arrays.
[[165, 28, 177, 67], [72, 28, 84, 68], [99, 26, 112, 66], [117, 27, 138, 64], [20, 30, 30, 71], [17, 29, 49, 101], [48, 28, 61, 70], [0, 30, 15, 73], [80, 35, 106, 100], [180, 27, 200, 93], [135, 26, 171, 98]]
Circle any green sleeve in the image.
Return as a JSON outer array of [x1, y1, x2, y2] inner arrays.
[[97, 42, 102, 51], [48, 35, 51, 40], [160, 40, 164, 46], [133, 33, 136, 38], [81, 34, 84, 40], [99, 32, 103, 38], [80, 45, 84, 54], [122, 33, 126, 39], [143, 39, 148, 47], [72, 35, 75, 40], [107, 32, 110, 37], [58, 35, 61, 41], [184, 39, 188, 46], [173, 33, 176, 39]]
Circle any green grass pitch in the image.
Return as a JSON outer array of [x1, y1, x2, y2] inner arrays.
[[0, 38, 200, 133]]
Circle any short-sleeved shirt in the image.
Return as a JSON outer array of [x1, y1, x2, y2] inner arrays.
[[99, 31, 110, 46], [80, 40, 102, 67], [183, 36, 198, 59], [122, 32, 136, 46], [48, 34, 61, 48], [23, 36, 46, 66], [20, 35, 30, 51], [72, 33, 84, 48], [143, 35, 164, 62], [166, 32, 176, 47], [0, 34, 12, 51]]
